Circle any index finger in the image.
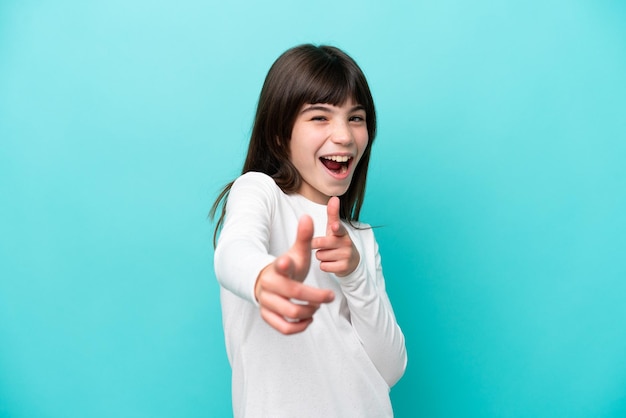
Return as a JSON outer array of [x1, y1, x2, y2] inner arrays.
[[291, 282, 335, 305], [261, 273, 335, 304]]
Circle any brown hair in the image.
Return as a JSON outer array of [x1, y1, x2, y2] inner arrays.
[[210, 44, 377, 245]]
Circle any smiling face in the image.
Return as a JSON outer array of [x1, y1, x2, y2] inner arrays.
[[288, 99, 369, 204]]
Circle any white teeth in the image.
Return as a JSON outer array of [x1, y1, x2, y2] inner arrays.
[[322, 155, 351, 162]]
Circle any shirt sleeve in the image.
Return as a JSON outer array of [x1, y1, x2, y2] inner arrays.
[[336, 227, 408, 387], [214, 173, 277, 305]]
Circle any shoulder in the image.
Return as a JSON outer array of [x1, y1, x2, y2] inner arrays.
[[230, 172, 281, 198], [232, 171, 277, 189], [226, 172, 284, 212]]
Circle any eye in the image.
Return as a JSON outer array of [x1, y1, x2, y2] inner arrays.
[[349, 114, 366, 122], [311, 115, 328, 121]]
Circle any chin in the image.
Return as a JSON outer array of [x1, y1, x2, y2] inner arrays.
[[325, 185, 350, 198]]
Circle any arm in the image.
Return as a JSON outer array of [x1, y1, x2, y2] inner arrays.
[[338, 238, 407, 387], [214, 173, 334, 334], [312, 197, 407, 387], [214, 174, 277, 304]]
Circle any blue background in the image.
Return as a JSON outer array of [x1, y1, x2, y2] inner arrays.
[[1, 0, 625, 417]]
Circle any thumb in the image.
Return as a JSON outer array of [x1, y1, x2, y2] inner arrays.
[[326, 196, 345, 236], [292, 215, 314, 256], [289, 215, 314, 282]]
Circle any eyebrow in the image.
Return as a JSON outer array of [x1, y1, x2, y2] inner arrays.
[[300, 104, 366, 114]]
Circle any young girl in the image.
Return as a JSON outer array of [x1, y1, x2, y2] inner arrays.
[[212, 44, 407, 418]]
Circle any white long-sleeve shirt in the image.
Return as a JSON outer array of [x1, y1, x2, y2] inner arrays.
[[214, 172, 407, 418]]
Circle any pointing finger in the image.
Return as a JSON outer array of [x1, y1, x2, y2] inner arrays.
[[274, 254, 295, 279], [291, 285, 335, 305], [329, 220, 347, 237]]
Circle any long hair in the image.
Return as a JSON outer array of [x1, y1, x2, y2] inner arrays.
[[210, 44, 377, 245]]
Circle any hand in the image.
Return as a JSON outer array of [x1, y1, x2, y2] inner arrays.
[[312, 196, 360, 277], [255, 215, 335, 335]]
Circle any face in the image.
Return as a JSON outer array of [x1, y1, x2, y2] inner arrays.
[[288, 99, 369, 204]]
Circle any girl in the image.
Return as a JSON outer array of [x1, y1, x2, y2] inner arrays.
[[211, 44, 407, 418]]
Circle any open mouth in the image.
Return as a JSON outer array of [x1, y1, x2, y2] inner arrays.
[[320, 155, 352, 175]]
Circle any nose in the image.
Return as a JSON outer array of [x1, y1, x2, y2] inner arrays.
[[330, 120, 353, 146]]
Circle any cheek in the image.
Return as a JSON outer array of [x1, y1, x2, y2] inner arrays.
[[357, 133, 369, 158], [289, 142, 310, 169], [351, 137, 369, 168]]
